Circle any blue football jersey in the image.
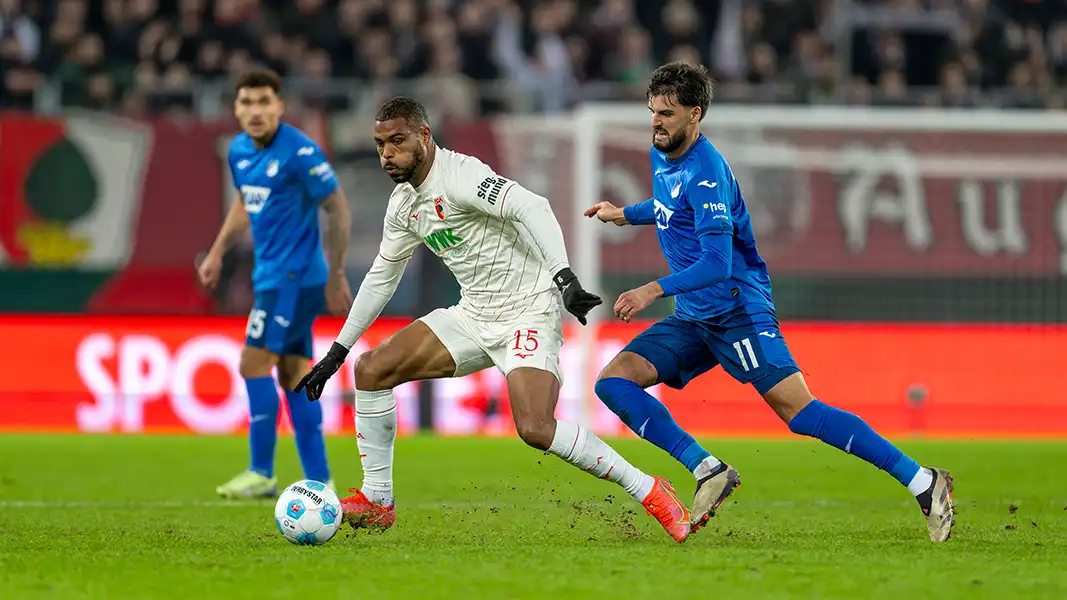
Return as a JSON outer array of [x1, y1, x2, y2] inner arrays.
[[648, 135, 775, 320], [228, 123, 339, 292]]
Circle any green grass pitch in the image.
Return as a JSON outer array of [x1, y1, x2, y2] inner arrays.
[[1, 434, 1065, 599]]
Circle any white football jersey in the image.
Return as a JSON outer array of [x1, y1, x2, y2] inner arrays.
[[377, 147, 563, 322]]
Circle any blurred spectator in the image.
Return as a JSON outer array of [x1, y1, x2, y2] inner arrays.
[[939, 60, 980, 107], [57, 33, 106, 108], [875, 68, 910, 105], [5, 0, 1067, 114], [0, 0, 39, 63], [493, 1, 577, 112], [605, 26, 653, 87]]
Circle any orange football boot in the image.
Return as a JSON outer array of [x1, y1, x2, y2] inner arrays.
[[641, 476, 692, 543], [340, 489, 396, 531]]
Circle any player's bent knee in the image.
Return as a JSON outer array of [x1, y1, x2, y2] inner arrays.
[[276, 355, 310, 390], [514, 417, 556, 451], [506, 368, 560, 451], [596, 351, 658, 387], [240, 346, 278, 380], [761, 372, 814, 424], [353, 349, 402, 391], [275, 370, 302, 391]]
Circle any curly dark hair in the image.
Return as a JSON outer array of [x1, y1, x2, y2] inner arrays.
[[235, 68, 282, 95], [375, 96, 429, 130], [646, 62, 714, 121]]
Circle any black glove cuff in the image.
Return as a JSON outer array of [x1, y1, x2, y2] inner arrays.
[[328, 342, 350, 360], [553, 267, 577, 292]]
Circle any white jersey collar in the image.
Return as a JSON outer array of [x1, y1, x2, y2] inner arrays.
[[413, 145, 445, 194]]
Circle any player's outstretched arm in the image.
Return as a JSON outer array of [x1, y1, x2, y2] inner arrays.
[[320, 190, 354, 315], [657, 235, 732, 295], [463, 161, 602, 323], [584, 201, 629, 226], [197, 194, 250, 289], [495, 183, 571, 274], [296, 216, 420, 401], [584, 199, 657, 226], [613, 234, 732, 321], [656, 168, 736, 297], [614, 175, 735, 321], [496, 182, 603, 324]]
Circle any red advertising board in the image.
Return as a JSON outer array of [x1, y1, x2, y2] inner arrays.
[[1, 315, 1064, 437]]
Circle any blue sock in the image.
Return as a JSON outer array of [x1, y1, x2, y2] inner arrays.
[[245, 376, 279, 478], [788, 399, 921, 486], [595, 377, 712, 472], [286, 390, 331, 483]]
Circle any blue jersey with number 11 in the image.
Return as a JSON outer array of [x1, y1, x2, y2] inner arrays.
[[227, 123, 338, 293]]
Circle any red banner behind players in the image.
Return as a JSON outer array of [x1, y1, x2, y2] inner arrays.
[[442, 115, 1067, 277], [0, 315, 1064, 437]]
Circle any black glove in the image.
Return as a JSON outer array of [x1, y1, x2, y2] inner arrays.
[[553, 267, 602, 326], [295, 342, 349, 402]]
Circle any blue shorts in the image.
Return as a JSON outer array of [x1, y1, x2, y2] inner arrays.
[[623, 309, 800, 395], [245, 285, 325, 358]]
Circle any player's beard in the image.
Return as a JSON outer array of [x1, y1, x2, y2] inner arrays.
[[652, 127, 687, 154], [385, 144, 426, 184], [249, 123, 279, 148]]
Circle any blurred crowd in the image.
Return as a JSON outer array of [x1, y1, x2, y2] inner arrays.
[[3, 0, 1067, 116]]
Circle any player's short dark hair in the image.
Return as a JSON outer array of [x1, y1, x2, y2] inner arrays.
[[646, 62, 714, 121], [375, 96, 428, 130], [235, 68, 282, 95]]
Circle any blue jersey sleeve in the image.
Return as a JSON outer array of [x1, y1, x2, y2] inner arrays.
[[687, 172, 732, 237], [226, 141, 241, 188], [657, 233, 732, 297], [623, 199, 657, 225], [656, 164, 735, 297], [292, 143, 339, 203]]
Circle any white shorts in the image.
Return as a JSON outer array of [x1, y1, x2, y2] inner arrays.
[[419, 305, 563, 382]]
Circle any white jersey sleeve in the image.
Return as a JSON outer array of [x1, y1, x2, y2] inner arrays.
[[448, 155, 571, 276], [336, 192, 421, 349], [378, 203, 422, 263]]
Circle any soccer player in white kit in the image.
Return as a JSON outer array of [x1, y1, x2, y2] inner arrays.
[[296, 97, 695, 542]]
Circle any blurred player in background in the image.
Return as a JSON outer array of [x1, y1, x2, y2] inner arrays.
[[198, 69, 353, 499], [585, 63, 956, 543], [296, 97, 698, 543]]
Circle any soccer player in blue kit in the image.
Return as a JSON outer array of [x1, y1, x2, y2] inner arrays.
[[198, 69, 352, 499], [585, 63, 956, 543]]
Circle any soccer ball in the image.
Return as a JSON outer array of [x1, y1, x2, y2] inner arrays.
[[274, 480, 342, 546]]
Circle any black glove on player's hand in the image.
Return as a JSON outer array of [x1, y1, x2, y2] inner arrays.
[[295, 342, 349, 401], [553, 267, 603, 326]]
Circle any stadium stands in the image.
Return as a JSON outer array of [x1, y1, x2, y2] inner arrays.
[[3, 0, 1067, 114]]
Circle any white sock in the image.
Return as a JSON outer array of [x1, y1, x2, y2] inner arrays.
[[907, 467, 934, 497], [548, 420, 655, 502], [693, 456, 723, 480], [355, 389, 396, 506]]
